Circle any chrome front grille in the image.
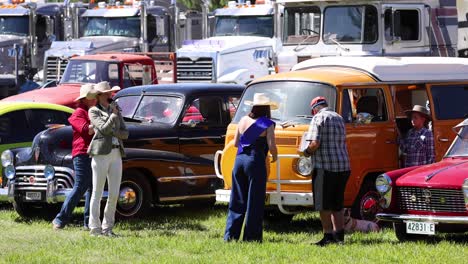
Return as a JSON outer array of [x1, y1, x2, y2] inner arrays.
[[397, 187, 466, 213], [13, 165, 74, 191], [45, 56, 68, 82], [176, 57, 214, 82]]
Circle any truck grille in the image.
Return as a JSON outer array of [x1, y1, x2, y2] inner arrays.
[[13, 166, 74, 191], [397, 187, 466, 213], [45, 56, 68, 82], [176, 57, 214, 82]]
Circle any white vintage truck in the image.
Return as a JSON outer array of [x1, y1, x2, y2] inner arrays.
[[276, 0, 468, 72], [176, 0, 281, 85]]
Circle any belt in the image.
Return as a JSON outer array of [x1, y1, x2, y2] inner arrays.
[[112, 145, 120, 149]]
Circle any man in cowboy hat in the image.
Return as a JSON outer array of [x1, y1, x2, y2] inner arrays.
[[400, 105, 435, 167], [52, 83, 97, 230], [87, 81, 128, 237], [303, 96, 350, 246]]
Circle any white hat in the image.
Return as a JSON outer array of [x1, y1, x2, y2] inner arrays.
[[245, 93, 278, 110], [94, 81, 121, 94], [74, 83, 97, 101]]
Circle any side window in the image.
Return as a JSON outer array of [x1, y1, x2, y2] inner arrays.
[[26, 109, 70, 135], [0, 111, 31, 143], [385, 9, 420, 41], [183, 96, 224, 127], [123, 64, 144, 87], [394, 85, 429, 136], [431, 85, 468, 120], [341, 88, 388, 123], [108, 63, 120, 88]]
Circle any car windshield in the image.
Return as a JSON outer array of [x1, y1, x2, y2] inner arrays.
[[233, 81, 336, 124], [283, 6, 321, 45], [0, 16, 28, 36], [60, 60, 120, 85], [446, 126, 468, 157], [118, 95, 183, 124], [323, 5, 378, 44], [214, 16, 273, 37], [83, 17, 140, 38]]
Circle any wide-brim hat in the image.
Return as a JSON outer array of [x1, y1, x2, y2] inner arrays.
[[405, 105, 431, 121], [244, 93, 279, 110], [94, 81, 121, 94], [74, 83, 97, 102]]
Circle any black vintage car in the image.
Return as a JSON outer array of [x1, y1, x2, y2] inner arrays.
[[1, 83, 244, 218]]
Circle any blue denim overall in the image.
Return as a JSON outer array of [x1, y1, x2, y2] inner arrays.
[[224, 117, 273, 242]]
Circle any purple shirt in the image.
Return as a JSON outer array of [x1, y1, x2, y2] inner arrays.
[[401, 127, 435, 167]]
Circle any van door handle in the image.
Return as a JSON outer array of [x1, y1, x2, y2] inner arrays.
[[385, 140, 396, 144], [438, 138, 449, 142]]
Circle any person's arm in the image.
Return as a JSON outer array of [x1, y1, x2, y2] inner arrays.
[[267, 125, 277, 163], [69, 110, 90, 136], [114, 114, 129, 140], [426, 130, 435, 164], [304, 116, 321, 156], [88, 107, 119, 136]]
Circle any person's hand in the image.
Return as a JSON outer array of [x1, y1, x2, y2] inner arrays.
[[112, 104, 119, 114], [270, 154, 278, 163], [302, 147, 311, 157], [88, 125, 95, 135]]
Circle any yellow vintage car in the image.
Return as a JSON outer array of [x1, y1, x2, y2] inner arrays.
[[0, 102, 73, 201], [215, 57, 468, 220]]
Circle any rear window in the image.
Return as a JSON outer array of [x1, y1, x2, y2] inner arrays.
[[431, 85, 468, 120]]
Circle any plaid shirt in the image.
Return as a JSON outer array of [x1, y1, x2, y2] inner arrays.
[[400, 128, 435, 167], [306, 107, 350, 172]]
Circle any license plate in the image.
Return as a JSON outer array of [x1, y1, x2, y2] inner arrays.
[[25, 192, 41, 201], [406, 221, 435, 235]]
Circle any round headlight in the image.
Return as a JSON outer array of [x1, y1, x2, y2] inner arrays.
[[376, 174, 392, 194], [5, 165, 15, 180], [44, 165, 55, 180], [295, 156, 313, 176], [1, 150, 13, 167]]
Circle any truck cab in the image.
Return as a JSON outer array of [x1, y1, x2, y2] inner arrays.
[[176, 0, 281, 85], [276, 0, 462, 72]]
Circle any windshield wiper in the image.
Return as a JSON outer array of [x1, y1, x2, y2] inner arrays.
[[293, 35, 317, 52], [280, 115, 313, 129], [328, 37, 350, 53]]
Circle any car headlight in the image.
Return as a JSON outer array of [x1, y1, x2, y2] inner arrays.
[[5, 165, 15, 180], [1, 150, 13, 167], [295, 156, 313, 176], [44, 165, 55, 180], [463, 179, 468, 210], [376, 173, 392, 208]]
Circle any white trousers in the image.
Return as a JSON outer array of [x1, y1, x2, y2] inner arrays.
[[89, 149, 122, 232]]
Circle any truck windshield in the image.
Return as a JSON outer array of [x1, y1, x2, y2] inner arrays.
[[83, 17, 140, 38], [446, 126, 468, 157], [0, 16, 29, 36], [233, 81, 336, 124], [214, 16, 273, 37], [323, 5, 378, 44], [283, 6, 321, 45], [61, 60, 120, 85]]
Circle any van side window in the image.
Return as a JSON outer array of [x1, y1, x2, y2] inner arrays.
[[341, 88, 388, 123], [431, 85, 468, 120], [384, 9, 420, 41]]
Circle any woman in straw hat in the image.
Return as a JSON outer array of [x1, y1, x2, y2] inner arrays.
[[52, 83, 97, 230], [87, 81, 129, 237], [224, 93, 278, 242], [400, 105, 435, 167]]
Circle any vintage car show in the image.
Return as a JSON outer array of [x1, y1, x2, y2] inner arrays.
[[0, 0, 467, 262]]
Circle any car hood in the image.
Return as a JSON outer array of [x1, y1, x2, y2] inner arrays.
[[1, 83, 81, 107], [396, 158, 468, 188]]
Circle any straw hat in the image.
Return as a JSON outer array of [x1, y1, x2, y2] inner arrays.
[[94, 81, 121, 94], [74, 83, 97, 101], [405, 105, 431, 121], [244, 93, 278, 110]]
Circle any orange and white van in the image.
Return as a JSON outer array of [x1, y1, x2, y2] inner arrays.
[[215, 56, 468, 220]]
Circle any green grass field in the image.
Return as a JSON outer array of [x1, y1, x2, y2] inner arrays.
[[0, 204, 467, 264]]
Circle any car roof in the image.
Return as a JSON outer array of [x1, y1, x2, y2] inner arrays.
[[116, 83, 245, 97], [71, 53, 154, 64], [0, 102, 74, 114]]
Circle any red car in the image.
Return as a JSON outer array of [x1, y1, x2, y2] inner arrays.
[[376, 119, 468, 241]]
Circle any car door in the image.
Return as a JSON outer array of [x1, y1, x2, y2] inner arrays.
[[427, 83, 468, 161], [339, 85, 399, 202]]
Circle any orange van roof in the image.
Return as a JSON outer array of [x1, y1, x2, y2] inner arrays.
[[252, 67, 377, 86]]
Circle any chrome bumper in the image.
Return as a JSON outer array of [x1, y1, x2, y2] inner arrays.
[[216, 189, 313, 207], [377, 213, 468, 224]]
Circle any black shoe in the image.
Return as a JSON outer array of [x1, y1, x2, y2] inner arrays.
[[313, 233, 336, 247], [334, 230, 345, 245]]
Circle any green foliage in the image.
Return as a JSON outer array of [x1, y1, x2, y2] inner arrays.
[[179, 0, 230, 11]]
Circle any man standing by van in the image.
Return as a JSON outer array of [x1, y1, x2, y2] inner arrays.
[[303, 96, 351, 246]]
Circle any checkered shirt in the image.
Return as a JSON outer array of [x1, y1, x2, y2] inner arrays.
[[401, 128, 435, 167], [306, 107, 350, 172]]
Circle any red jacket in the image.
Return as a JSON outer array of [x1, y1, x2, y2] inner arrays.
[[69, 103, 93, 157]]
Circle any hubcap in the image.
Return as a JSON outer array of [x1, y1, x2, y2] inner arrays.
[[360, 191, 382, 221], [118, 186, 138, 211]]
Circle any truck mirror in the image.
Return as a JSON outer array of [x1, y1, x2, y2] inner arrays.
[[142, 65, 152, 85]]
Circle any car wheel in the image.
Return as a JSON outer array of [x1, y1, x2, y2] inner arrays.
[[13, 199, 43, 218], [351, 179, 382, 221], [116, 170, 152, 219], [394, 223, 425, 241]]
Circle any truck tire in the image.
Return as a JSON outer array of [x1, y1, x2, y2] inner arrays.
[[351, 179, 382, 221], [116, 170, 152, 219]]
